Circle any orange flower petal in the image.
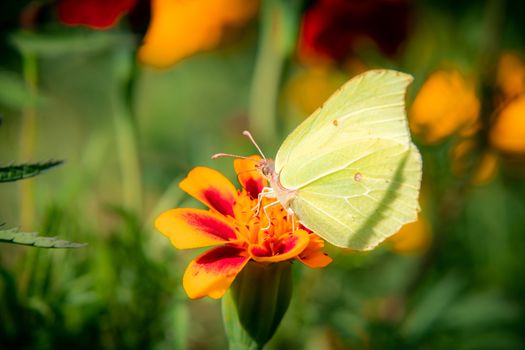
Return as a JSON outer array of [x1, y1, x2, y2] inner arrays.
[[155, 208, 238, 249], [234, 155, 267, 199], [249, 229, 310, 263], [183, 245, 250, 299], [179, 167, 237, 217], [296, 234, 332, 268]]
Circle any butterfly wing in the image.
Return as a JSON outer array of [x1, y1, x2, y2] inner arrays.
[[274, 69, 422, 249], [276, 69, 414, 187], [289, 142, 421, 249]]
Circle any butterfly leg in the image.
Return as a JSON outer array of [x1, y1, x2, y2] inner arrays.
[[286, 209, 298, 232], [260, 200, 280, 230], [252, 187, 275, 215]]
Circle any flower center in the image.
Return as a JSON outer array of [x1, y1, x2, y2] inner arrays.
[[230, 190, 297, 258]]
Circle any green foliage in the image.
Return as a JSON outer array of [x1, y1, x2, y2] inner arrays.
[[0, 161, 63, 183], [0, 227, 86, 248]]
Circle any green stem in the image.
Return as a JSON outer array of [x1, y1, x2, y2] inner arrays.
[[112, 52, 143, 215], [249, 0, 302, 147], [19, 52, 38, 229]]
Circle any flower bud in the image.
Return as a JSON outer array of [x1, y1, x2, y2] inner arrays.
[[223, 261, 293, 348]]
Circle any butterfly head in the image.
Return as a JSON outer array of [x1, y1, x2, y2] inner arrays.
[[256, 159, 276, 179]]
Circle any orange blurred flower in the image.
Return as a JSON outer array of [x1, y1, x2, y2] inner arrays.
[[284, 64, 348, 117], [155, 156, 331, 299], [410, 69, 480, 144], [451, 139, 499, 185], [138, 0, 259, 68], [497, 53, 525, 98], [490, 95, 525, 154], [284, 59, 367, 119], [491, 53, 525, 155], [387, 214, 431, 255]]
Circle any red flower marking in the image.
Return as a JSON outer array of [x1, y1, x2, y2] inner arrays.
[[183, 212, 237, 241], [203, 188, 235, 217], [279, 235, 300, 254], [195, 246, 248, 274], [250, 235, 299, 258], [243, 177, 264, 200]]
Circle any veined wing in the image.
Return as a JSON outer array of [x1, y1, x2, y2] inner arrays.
[[290, 142, 422, 249], [275, 69, 413, 187]]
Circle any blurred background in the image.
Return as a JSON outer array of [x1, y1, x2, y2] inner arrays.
[[1, 0, 525, 349]]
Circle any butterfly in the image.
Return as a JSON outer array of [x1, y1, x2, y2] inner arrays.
[[216, 69, 422, 250]]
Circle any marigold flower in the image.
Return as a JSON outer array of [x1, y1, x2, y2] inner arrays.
[[57, 0, 136, 29], [410, 69, 480, 144], [138, 0, 259, 68], [155, 156, 332, 299], [490, 95, 525, 154]]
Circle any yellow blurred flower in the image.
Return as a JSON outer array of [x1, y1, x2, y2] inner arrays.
[[410, 69, 480, 144], [497, 53, 525, 98], [387, 214, 431, 255], [138, 0, 259, 68], [490, 95, 525, 154], [284, 64, 348, 117]]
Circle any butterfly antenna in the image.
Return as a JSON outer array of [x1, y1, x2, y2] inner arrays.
[[211, 153, 253, 160], [242, 130, 266, 160]]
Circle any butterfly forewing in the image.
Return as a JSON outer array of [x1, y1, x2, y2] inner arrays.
[[275, 69, 414, 180]]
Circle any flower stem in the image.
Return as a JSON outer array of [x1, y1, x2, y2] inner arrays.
[[19, 52, 38, 229], [112, 51, 143, 215], [249, 0, 302, 147]]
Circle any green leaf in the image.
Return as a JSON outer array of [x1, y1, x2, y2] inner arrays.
[[0, 228, 87, 248], [10, 30, 133, 57], [0, 160, 63, 182]]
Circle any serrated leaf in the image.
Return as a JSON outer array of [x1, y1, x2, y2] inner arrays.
[[0, 160, 63, 182], [0, 228, 87, 249]]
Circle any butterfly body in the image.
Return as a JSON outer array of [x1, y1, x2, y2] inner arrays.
[[256, 159, 296, 214], [254, 69, 422, 250]]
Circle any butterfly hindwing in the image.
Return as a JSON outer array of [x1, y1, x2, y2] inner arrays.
[[290, 142, 422, 249]]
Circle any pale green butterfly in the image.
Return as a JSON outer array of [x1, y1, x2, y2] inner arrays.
[[215, 69, 422, 250]]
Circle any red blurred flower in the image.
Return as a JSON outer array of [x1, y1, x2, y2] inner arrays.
[[299, 0, 410, 63], [57, 0, 137, 29]]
